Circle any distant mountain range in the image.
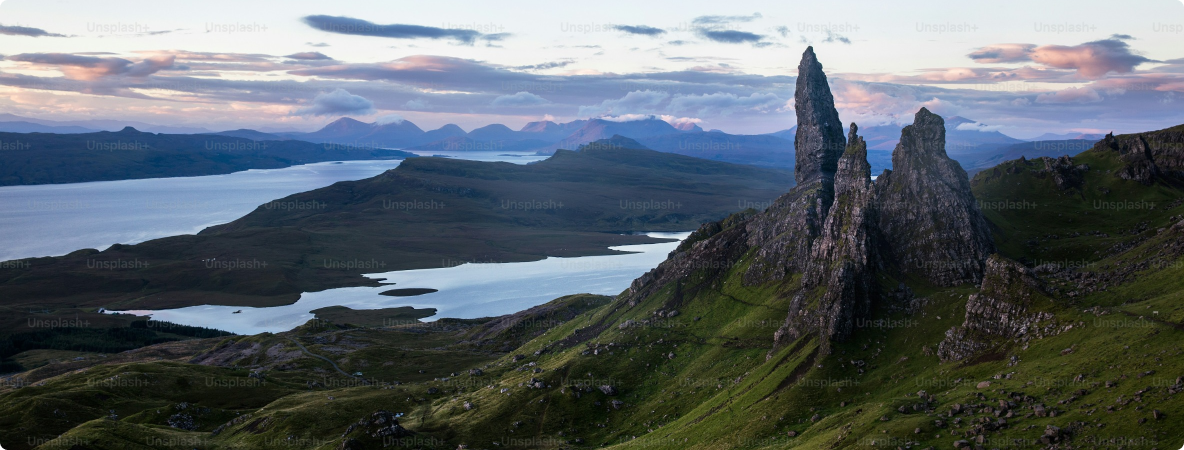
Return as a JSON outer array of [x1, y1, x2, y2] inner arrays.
[[1026, 132, 1106, 141], [0, 113, 214, 134], [0, 113, 1103, 173]]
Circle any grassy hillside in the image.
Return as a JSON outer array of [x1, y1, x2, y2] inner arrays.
[[2, 136, 1182, 450]]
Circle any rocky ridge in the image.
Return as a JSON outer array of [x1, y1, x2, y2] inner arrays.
[[1093, 126, 1184, 184], [620, 47, 997, 355]]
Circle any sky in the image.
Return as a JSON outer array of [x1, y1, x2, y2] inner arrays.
[[0, 0, 1182, 137]]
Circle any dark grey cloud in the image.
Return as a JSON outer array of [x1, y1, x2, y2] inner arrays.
[[302, 15, 504, 44], [696, 29, 764, 44], [691, 13, 762, 25], [285, 52, 333, 60], [0, 24, 67, 38], [613, 25, 665, 36], [967, 44, 1035, 63]]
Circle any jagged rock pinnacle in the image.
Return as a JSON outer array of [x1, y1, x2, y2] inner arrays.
[[793, 46, 846, 185], [874, 108, 995, 286]]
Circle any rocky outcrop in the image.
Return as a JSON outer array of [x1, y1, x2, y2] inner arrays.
[[874, 108, 995, 287], [1036, 155, 1089, 191], [937, 255, 1059, 361], [341, 410, 413, 442], [793, 46, 846, 186]]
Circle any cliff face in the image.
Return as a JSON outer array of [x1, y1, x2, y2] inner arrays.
[[873, 109, 996, 287], [620, 47, 996, 355]]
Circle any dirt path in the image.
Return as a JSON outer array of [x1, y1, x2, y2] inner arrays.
[[287, 337, 370, 384]]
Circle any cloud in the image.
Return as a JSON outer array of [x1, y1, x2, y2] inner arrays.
[[0, 24, 67, 37], [668, 92, 782, 115], [302, 15, 498, 44], [1029, 39, 1155, 78], [307, 42, 330, 47], [375, 113, 404, 125], [599, 114, 701, 128], [404, 99, 428, 109], [578, 90, 670, 117], [954, 121, 1003, 132], [491, 91, 550, 107], [6, 53, 175, 80], [691, 13, 762, 25], [514, 60, 574, 71], [613, 25, 665, 36], [969, 39, 1155, 79], [295, 88, 375, 116], [1035, 86, 1103, 103], [775, 26, 790, 37], [285, 52, 333, 60], [822, 30, 850, 45], [696, 29, 764, 44]]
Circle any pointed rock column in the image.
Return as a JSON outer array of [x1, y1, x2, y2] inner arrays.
[[793, 46, 846, 186], [744, 47, 848, 284]]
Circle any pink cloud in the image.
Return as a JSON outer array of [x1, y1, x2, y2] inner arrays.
[[968, 38, 1155, 79]]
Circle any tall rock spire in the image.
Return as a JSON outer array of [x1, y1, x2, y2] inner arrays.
[[793, 46, 846, 185]]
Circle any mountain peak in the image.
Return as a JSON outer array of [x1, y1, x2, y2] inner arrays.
[[520, 120, 558, 133], [434, 124, 465, 133], [326, 117, 369, 127]]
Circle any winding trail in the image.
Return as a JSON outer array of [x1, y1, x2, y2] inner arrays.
[[286, 337, 370, 385]]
